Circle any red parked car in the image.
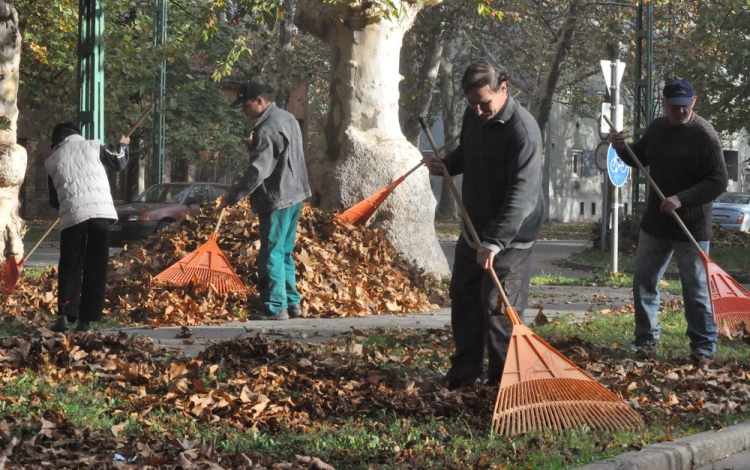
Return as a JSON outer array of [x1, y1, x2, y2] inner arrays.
[[110, 182, 229, 245]]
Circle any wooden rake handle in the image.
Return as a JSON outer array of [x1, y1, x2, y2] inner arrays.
[[213, 207, 227, 233], [397, 134, 462, 182], [125, 104, 154, 138], [602, 115, 704, 255], [20, 218, 60, 266], [418, 117, 516, 319]]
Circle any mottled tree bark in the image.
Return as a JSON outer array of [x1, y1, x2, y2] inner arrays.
[[295, 0, 449, 278], [0, 1, 26, 261]]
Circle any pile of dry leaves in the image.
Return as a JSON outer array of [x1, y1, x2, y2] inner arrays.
[[2, 203, 440, 327], [0, 327, 748, 469]]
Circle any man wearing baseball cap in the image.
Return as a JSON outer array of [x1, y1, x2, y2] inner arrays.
[[225, 81, 311, 321], [608, 78, 728, 363]]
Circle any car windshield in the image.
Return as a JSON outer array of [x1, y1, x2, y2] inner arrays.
[[716, 194, 750, 204], [134, 184, 192, 204]]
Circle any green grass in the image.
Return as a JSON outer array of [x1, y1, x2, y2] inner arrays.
[[435, 222, 591, 241], [539, 222, 590, 240], [534, 307, 750, 364], [23, 226, 61, 243], [531, 270, 683, 295], [571, 246, 749, 277]]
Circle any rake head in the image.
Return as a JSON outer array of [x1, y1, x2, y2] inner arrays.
[[338, 178, 405, 225], [704, 254, 750, 331], [152, 233, 246, 294], [0, 256, 21, 295], [492, 307, 643, 435]]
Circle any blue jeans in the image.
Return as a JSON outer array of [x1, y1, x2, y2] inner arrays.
[[257, 203, 303, 314], [633, 230, 716, 356]]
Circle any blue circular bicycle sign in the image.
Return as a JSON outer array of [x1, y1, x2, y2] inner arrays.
[[607, 144, 630, 187]]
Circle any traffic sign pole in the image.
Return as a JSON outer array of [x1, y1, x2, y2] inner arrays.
[[602, 58, 627, 273]]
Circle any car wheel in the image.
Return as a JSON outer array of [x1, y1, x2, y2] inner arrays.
[[156, 220, 174, 233]]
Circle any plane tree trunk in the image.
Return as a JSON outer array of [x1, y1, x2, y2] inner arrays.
[[295, 0, 449, 278], [0, 1, 26, 262]]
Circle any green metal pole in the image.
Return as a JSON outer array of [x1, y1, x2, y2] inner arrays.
[[151, 0, 167, 184], [77, 0, 104, 142], [632, 0, 653, 212]]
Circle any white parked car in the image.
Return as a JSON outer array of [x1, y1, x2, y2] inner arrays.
[[711, 192, 750, 232]]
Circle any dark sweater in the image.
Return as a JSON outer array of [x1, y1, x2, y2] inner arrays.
[[445, 96, 545, 251], [617, 113, 727, 242]]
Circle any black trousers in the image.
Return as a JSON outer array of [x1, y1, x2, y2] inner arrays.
[[447, 237, 534, 383], [57, 218, 111, 322]]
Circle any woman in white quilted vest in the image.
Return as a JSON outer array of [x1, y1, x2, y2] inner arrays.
[[45, 122, 130, 333]]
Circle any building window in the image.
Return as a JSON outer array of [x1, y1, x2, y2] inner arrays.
[[579, 202, 585, 216], [572, 150, 581, 177], [591, 202, 596, 216]]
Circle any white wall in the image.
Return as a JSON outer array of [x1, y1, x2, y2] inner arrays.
[[545, 101, 632, 223]]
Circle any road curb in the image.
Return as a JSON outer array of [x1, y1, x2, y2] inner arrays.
[[570, 421, 750, 470]]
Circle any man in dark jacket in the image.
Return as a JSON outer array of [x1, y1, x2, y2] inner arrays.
[[423, 61, 545, 388], [226, 81, 312, 321], [609, 78, 728, 361]]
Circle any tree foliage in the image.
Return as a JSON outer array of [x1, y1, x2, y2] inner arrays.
[[16, 0, 251, 179]]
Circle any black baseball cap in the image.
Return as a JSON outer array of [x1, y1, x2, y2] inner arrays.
[[663, 78, 694, 106], [229, 81, 273, 108]]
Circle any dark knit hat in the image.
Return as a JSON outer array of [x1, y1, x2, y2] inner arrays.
[[50, 122, 81, 149]]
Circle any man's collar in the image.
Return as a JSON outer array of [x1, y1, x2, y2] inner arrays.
[[253, 102, 276, 128], [486, 95, 516, 124]]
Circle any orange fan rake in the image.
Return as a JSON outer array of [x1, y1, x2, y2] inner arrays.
[[338, 135, 458, 225], [152, 208, 246, 293], [492, 300, 644, 434], [1, 218, 60, 295], [420, 117, 643, 435], [603, 116, 750, 331], [338, 162, 424, 224]]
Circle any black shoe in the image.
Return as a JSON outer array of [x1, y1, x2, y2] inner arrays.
[[249, 307, 289, 321], [75, 321, 91, 332], [689, 352, 715, 366], [288, 304, 303, 319], [425, 374, 482, 391], [50, 316, 70, 333], [622, 340, 658, 354]]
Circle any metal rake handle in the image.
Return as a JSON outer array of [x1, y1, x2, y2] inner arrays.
[[602, 115, 704, 255], [418, 117, 514, 312]]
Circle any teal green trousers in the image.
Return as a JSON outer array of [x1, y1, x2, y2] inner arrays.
[[257, 202, 302, 314]]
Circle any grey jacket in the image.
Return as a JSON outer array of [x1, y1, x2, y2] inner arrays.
[[228, 103, 311, 213], [444, 96, 545, 252]]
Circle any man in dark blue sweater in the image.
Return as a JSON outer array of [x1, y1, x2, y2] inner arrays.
[[423, 61, 545, 389], [609, 78, 728, 361]]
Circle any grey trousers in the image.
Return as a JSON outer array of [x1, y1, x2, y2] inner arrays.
[[447, 237, 534, 383]]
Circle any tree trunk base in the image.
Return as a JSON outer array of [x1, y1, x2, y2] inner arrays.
[[308, 129, 449, 278], [0, 143, 27, 259]]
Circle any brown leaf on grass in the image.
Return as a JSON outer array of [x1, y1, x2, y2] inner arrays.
[[531, 308, 549, 327]]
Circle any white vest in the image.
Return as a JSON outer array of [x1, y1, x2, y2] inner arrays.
[[44, 135, 117, 230]]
